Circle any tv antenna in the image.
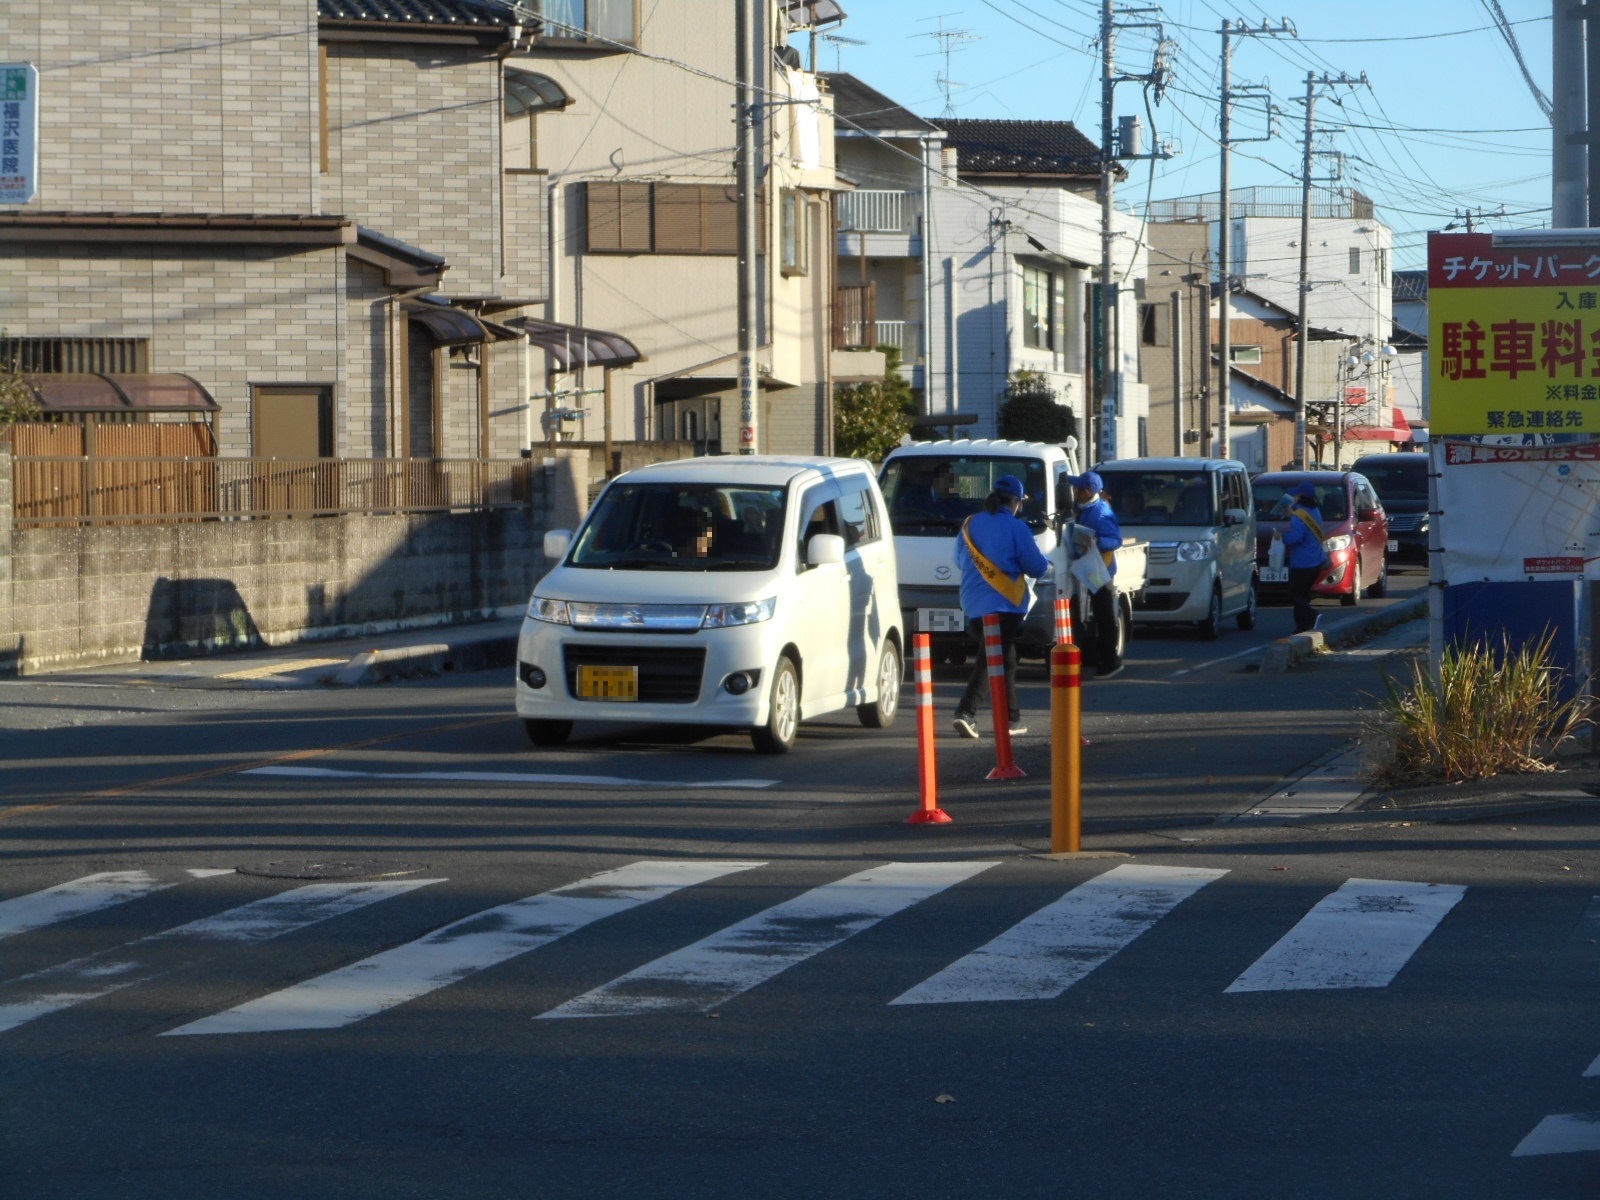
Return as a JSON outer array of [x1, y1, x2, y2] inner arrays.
[[919, 14, 981, 119], [817, 32, 866, 72]]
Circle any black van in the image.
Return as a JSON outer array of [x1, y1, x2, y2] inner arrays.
[[1351, 451, 1428, 564]]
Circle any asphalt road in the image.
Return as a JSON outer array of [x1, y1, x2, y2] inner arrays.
[[6, 566, 1600, 1198]]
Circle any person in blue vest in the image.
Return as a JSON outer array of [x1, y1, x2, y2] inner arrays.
[[1283, 480, 1329, 633], [951, 474, 1052, 740], [1067, 470, 1124, 679]]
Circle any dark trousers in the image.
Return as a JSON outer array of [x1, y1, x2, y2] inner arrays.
[[956, 611, 1022, 724], [1289, 565, 1320, 633], [1088, 583, 1120, 673]]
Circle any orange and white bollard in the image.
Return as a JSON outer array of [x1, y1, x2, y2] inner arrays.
[[1051, 642, 1083, 852], [1054, 593, 1074, 646], [983, 613, 1026, 781], [906, 633, 952, 825]]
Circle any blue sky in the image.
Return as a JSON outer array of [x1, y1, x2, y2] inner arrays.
[[816, 2, 1554, 273]]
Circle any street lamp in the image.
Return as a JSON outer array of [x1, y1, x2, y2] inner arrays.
[[1334, 338, 1397, 466]]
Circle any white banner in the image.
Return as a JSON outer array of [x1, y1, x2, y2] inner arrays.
[[1437, 438, 1600, 582]]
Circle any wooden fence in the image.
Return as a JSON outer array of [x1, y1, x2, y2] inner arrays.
[[7, 449, 533, 527]]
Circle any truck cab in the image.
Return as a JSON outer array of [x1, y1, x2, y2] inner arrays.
[[878, 438, 1141, 662]]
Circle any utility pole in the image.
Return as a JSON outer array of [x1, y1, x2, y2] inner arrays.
[[735, 0, 761, 454], [1096, 0, 1166, 467], [1217, 18, 1293, 461], [1292, 70, 1365, 469]]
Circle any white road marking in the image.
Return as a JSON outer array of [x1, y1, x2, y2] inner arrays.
[[542, 861, 995, 1018], [0, 869, 232, 940], [889, 863, 1227, 1006], [0, 878, 438, 1033], [1168, 645, 1264, 678], [166, 860, 763, 1035], [1513, 1113, 1600, 1156], [1225, 878, 1465, 993], [244, 765, 779, 789]]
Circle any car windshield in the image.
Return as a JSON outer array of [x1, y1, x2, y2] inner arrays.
[[567, 481, 786, 570], [880, 455, 1048, 534], [1096, 471, 1216, 526], [1355, 459, 1427, 501], [1253, 481, 1349, 522]]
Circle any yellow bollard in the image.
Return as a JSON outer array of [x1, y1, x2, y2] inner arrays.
[[1050, 642, 1082, 853]]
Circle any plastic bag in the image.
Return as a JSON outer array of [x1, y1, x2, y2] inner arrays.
[[1070, 550, 1113, 593], [1268, 531, 1285, 570]]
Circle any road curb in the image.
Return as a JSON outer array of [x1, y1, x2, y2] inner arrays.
[[1259, 593, 1426, 673], [331, 633, 518, 686]]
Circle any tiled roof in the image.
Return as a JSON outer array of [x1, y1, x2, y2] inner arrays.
[[822, 73, 940, 135], [318, 0, 516, 26], [937, 119, 1103, 177], [1393, 269, 1428, 303]]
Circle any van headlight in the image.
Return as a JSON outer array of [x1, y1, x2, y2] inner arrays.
[[1176, 540, 1214, 562], [702, 597, 777, 629], [1324, 534, 1353, 553], [528, 596, 572, 625]]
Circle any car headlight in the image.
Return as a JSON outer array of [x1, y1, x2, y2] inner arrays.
[[528, 596, 572, 625], [702, 597, 778, 629], [1176, 540, 1214, 562], [704, 598, 777, 633], [1324, 534, 1353, 553]]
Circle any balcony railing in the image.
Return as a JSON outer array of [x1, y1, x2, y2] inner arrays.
[[10, 456, 534, 527], [874, 321, 923, 364], [837, 190, 916, 234], [834, 283, 877, 351]]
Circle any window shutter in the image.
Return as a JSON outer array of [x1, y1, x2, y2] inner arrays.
[[585, 182, 651, 253], [654, 183, 703, 252]]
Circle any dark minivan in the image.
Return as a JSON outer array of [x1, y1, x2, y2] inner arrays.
[[1351, 451, 1428, 564]]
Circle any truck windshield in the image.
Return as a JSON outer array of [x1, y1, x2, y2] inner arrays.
[[1096, 471, 1217, 527], [1354, 459, 1427, 501], [567, 482, 786, 570], [880, 455, 1048, 534]]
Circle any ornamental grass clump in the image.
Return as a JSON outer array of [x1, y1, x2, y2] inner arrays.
[[1364, 634, 1590, 788]]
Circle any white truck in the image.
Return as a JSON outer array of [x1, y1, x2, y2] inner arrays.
[[877, 439, 1148, 665]]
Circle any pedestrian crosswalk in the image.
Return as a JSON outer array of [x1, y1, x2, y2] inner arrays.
[[0, 859, 1488, 1041]]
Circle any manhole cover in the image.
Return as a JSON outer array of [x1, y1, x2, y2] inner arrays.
[[235, 858, 429, 880]]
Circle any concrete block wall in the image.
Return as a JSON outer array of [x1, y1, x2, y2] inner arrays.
[[0, 448, 591, 676]]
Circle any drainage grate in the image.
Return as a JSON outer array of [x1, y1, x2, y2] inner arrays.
[[235, 858, 429, 880]]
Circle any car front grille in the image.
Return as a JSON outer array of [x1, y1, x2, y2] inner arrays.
[[1145, 544, 1177, 565], [562, 643, 706, 704], [1388, 513, 1426, 532]]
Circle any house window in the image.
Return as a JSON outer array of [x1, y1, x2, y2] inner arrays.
[[1230, 345, 1263, 365], [1140, 303, 1170, 347], [1023, 264, 1055, 350], [1349, 246, 1362, 274], [1377, 247, 1389, 286], [537, 0, 637, 45], [585, 181, 754, 255], [0, 336, 149, 373], [781, 191, 807, 275]]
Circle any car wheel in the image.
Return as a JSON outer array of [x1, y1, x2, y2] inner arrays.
[[1368, 555, 1388, 599], [524, 718, 572, 747], [1237, 577, 1258, 630], [752, 656, 800, 754], [1197, 584, 1223, 640], [858, 640, 903, 729], [1115, 594, 1132, 659]]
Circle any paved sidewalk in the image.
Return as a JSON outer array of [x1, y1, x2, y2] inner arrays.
[[32, 616, 523, 690]]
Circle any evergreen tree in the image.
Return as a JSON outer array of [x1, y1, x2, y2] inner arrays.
[[998, 369, 1075, 443], [833, 344, 914, 461]]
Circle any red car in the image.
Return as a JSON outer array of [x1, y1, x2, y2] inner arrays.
[[1252, 471, 1389, 606]]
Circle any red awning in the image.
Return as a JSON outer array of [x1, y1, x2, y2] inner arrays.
[[1345, 407, 1413, 442]]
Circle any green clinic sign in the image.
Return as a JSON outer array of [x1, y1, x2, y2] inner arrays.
[[1, 63, 39, 204]]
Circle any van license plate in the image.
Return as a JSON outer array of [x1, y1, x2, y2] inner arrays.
[[918, 608, 966, 633], [578, 664, 639, 701], [1259, 567, 1288, 584]]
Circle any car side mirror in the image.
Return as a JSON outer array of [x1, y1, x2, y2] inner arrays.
[[807, 532, 845, 566], [1223, 507, 1248, 526], [1356, 506, 1378, 521], [544, 529, 572, 559]]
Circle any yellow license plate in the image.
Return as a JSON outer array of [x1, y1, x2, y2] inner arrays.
[[578, 664, 639, 701]]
